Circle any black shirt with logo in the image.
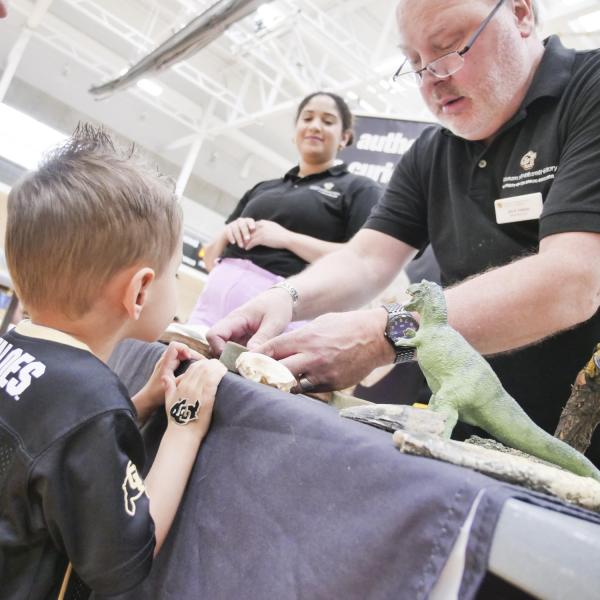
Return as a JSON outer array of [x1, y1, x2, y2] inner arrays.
[[221, 163, 382, 277], [365, 36, 600, 464], [0, 331, 155, 598]]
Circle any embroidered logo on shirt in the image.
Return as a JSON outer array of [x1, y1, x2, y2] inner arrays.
[[309, 184, 341, 199], [122, 461, 147, 516], [0, 340, 46, 401], [519, 151, 537, 171], [501, 164, 557, 190]]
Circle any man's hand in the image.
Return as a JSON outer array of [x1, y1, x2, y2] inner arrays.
[[255, 308, 394, 392], [207, 287, 294, 355]]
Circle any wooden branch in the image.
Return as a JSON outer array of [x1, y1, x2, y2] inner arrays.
[[554, 344, 600, 454]]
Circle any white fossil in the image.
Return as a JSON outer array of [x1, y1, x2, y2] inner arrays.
[[235, 352, 296, 393]]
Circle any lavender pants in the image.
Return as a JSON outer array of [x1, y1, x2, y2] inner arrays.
[[187, 258, 308, 332]]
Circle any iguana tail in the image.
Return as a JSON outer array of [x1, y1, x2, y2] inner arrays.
[[479, 395, 600, 482]]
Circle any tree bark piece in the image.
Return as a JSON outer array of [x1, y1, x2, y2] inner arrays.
[[555, 344, 600, 454], [393, 430, 600, 512]]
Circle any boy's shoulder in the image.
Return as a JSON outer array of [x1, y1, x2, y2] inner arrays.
[[0, 329, 135, 458]]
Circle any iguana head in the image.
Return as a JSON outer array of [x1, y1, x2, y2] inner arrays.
[[403, 280, 444, 313]]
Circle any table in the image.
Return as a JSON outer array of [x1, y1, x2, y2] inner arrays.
[[104, 340, 600, 600]]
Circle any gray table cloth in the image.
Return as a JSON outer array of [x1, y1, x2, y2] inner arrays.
[[103, 339, 600, 599]]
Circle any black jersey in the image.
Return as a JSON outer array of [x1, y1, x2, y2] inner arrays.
[[222, 163, 382, 277], [0, 325, 155, 598]]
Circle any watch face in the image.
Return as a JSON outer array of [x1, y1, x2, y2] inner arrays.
[[388, 312, 418, 343]]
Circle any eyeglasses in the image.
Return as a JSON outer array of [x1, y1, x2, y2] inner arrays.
[[392, 0, 505, 86]]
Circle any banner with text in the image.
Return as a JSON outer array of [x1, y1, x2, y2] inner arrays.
[[340, 116, 433, 186]]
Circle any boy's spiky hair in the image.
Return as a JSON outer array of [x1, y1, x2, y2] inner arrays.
[[6, 123, 182, 318]]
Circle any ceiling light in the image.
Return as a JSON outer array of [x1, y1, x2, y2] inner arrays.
[[254, 3, 284, 32], [0, 103, 67, 171], [358, 99, 376, 113], [136, 78, 163, 97]]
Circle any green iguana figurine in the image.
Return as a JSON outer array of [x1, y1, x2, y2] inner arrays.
[[399, 280, 600, 482]]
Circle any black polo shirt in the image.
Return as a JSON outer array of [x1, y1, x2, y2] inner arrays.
[[222, 163, 382, 277], [365, 36, 600, 464]]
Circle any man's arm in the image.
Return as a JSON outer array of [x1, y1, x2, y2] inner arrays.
[[258, 231, 600, 392], [446, 231, 600, 355], [286, 228, 418, 320], [207, 229, 417, 354]]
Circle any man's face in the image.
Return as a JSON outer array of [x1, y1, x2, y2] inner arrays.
[[396, 0, 533, 141]]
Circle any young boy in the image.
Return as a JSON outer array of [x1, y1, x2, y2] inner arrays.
[[0, 125, 226, 598]]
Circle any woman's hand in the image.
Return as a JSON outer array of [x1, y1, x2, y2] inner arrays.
[[245, 220, 293, 250], [225, 217, 256, 249]]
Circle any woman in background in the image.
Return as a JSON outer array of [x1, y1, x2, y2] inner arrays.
[[188, 91, 382, 329]]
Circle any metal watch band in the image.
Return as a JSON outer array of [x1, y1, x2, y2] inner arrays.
[[271, 281, 299, 305], [382, 302, 418, 364]]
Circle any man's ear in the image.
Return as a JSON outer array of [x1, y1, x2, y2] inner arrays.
[[123, 267, 155, 320], [513, 0, 536, 37]]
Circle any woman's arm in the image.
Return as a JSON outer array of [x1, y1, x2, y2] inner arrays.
[[244, 220, 343, 263], [203, 217, 258, 271], [202, 230, 228, 272]]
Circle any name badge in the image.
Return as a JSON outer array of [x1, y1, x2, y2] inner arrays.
[[494, 192, 543, 224]]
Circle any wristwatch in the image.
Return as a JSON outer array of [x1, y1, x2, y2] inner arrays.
[[382, 303, 419, 363]]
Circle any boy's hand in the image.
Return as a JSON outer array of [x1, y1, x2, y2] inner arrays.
[[133, 342, 202, 423], [162, 358, 226, 436]]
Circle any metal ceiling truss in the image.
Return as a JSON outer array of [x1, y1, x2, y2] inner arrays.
[[9, 0, 291, 172], [7, 0, 417, 156]]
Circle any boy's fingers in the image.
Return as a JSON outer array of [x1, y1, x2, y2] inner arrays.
[[161, 374, 176, 398], [176, 359, 226, 398], [185, 348, 204, 361]]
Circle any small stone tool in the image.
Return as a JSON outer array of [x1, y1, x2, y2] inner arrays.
[[218, 341, 371, 410]]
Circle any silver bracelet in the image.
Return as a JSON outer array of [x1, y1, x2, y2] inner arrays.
[[271, 281, 299, 305]]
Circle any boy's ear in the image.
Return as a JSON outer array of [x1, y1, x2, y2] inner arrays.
[[123, 267, 155, 320]]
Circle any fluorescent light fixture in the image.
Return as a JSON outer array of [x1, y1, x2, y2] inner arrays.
[[255, 3, 284, 30], [0, 103, 68, 171], [346, 90, 359, 100], [569, 8, 600, 32], [358, 98, 377, 113], [136, 78, 163, 97]]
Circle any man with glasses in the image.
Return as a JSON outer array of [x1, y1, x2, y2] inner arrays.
[[209, 0, 600, 465]]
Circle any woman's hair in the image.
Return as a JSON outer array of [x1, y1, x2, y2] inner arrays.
[[295, 91, 355, 146]]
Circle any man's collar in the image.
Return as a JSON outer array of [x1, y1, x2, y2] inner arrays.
[[284, 162, 348, 181], [521, 36, 576, 107], [14, 319, 93, 353]]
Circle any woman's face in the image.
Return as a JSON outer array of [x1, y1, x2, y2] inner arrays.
[[294, 95, 350, 164]]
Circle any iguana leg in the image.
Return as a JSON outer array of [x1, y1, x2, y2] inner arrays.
[[429, 394, 458, 439]]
